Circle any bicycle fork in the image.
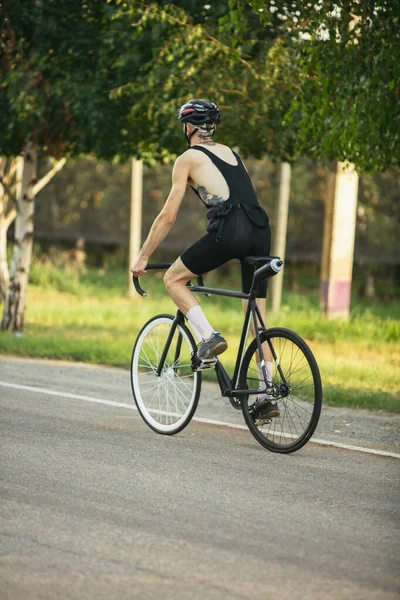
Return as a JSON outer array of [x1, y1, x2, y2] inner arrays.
[[155, 311, 185, 377]]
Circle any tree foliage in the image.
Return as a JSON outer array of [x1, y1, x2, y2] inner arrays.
[[110, 1, 299, 162], [111, 0, 399, 171], [278, 0, 400, 171], [1, 0, 398, 170], [0, 0, 140, 159]]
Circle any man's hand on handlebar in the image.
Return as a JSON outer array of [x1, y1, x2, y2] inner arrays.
[[130, 256, 148, 277]]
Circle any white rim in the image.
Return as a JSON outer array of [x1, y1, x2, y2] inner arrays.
[[247, 337, 316, 446], [131, 317, 199, 433]]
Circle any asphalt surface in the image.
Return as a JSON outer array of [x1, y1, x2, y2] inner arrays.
[[1, 357, 399, 599], [1, 356, 399, 453]]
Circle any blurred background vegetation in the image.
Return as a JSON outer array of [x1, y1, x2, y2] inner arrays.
[[28, 156, 399, 299]]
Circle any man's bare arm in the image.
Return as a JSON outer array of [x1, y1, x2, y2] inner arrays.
[[134, 155, 190, 265]]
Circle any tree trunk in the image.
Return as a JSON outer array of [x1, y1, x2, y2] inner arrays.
[[0, 157, 8, 300], [1, 142, 37, 331], [0, 157, 17, 300], [0, 218, 13, 302]]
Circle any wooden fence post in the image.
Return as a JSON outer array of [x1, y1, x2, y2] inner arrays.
[[128, 158, 143, 298], [270, 162, 291, 312]]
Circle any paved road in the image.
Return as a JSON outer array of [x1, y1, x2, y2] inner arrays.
[[1, 357, 399, 599], [1, 356, 399, 454]]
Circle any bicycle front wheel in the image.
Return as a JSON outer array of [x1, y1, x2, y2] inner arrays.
[[131, 314, 201, 435], [240, 327, 322, 453]]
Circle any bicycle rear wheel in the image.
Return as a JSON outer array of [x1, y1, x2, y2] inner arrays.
[[131, 314, 201, 435], [239, 327, 322, 453]]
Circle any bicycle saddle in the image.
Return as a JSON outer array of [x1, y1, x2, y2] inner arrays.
[[242, 256, 279, 266]]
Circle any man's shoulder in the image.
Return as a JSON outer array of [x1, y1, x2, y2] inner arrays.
[[172, 150, 199, 175], [176, 149, 195, 161], [176, 148, 203, 165]]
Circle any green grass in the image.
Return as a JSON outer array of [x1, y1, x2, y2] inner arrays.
[[1, 264, 399, 413]]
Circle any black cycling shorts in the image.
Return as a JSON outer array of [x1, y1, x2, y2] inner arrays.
[[180, 209, 271, 298]]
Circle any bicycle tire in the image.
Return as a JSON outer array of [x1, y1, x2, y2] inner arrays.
[[239, 327, 322, 453], [131, 314, 201, 435]]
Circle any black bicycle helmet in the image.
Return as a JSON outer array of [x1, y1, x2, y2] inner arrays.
[[177, 99, 221, 125], [177, 99, 220, 146]]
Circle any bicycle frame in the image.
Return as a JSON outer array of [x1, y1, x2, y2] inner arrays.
[[155, 282, 287, 400]]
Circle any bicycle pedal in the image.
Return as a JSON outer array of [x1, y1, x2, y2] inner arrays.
[[256, 417, 272, 426], [191, 355, 217, 372]]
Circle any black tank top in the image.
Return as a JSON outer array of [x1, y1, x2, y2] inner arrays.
[[190, 146, 259, 208]]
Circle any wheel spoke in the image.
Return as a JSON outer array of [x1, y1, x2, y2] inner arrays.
[[131, 316, 199, 433], [242, 329, 321, 452], [140, 347, 158, 371], [171, 380, 191, 413]]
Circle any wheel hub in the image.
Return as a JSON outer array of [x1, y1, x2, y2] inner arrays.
[[279, 383, 290, 397], [161, 367, 175, 381]]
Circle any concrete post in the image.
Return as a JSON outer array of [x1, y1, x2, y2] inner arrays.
[[320, 162, 359, 319], [270, 162, 291, 312], [128, 158, 143, 298]]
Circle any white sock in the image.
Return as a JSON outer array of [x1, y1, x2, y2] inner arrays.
[[257, 360, 273, 401], [186, 305, 214, 340]]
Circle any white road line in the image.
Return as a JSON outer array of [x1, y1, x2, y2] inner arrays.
[[192, 416, 400, 459], [0, 381, 134, 411], [1, 380, 399, 459]]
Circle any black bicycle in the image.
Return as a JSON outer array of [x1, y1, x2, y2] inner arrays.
[[131, 256, 322, 453]]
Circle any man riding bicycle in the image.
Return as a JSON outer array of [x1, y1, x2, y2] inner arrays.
[[131, 99, 279, 420]]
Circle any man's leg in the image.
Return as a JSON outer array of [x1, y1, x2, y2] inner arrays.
[[164, 258, 227, 360], [166, 227, 232, 358], [164, 258, 214, 338], [242, 297, 279, 418], [163, 258, 199, 315]]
